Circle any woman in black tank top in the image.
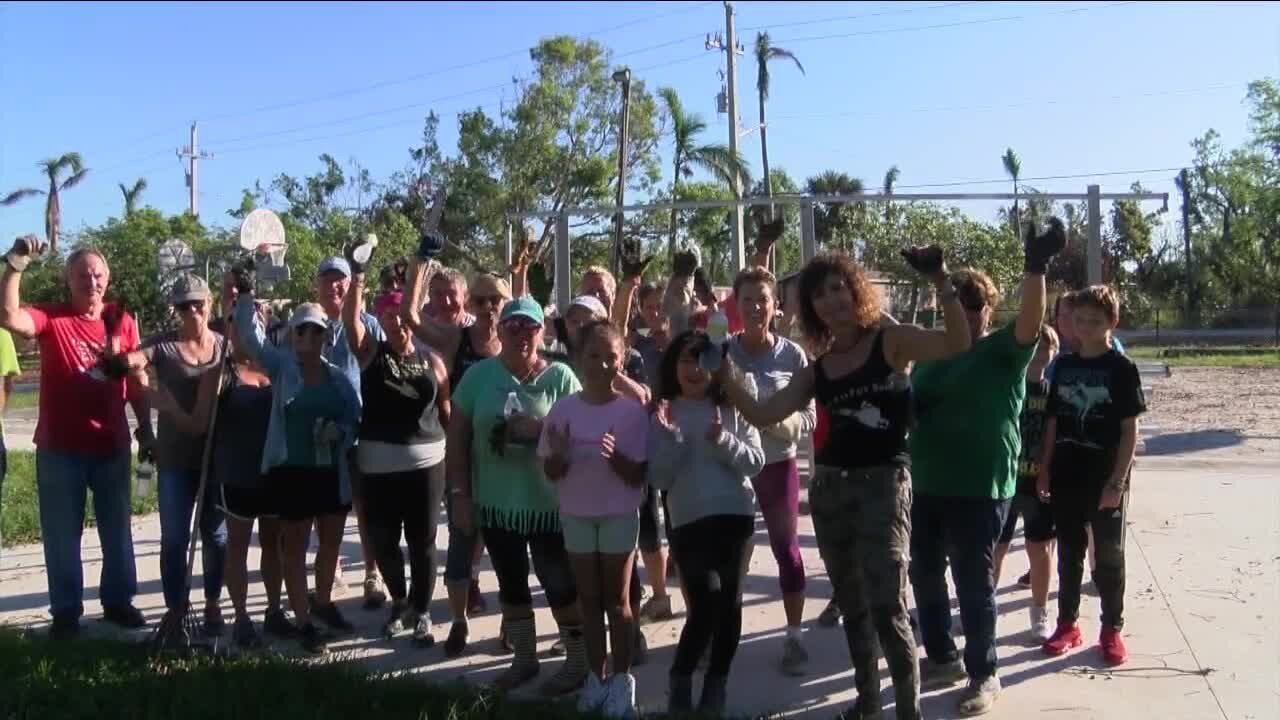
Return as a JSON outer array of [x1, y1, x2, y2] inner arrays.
[[722, 251, 970, 720], [401, 259, 510, 656]]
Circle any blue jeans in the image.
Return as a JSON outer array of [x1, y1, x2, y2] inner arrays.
[[443, 491, 479, 584], [36, 448, 137, 620], [909, 492, 1011, 682], [159, 468, 227, 610]]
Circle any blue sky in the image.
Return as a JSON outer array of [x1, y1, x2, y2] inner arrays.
[[2, 1, 1277, 241]]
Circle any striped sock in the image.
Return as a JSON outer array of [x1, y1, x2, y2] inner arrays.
[[552, 624, 587, 683], [505, 616, 538, 667]]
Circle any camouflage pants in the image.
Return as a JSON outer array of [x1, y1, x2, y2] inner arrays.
[[811, 464, 921, 720]]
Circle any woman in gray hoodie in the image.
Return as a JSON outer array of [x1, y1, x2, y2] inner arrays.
[[647, 329, 764, 716]]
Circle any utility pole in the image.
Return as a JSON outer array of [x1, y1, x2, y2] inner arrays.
[[611, 68, 633, 278], [707, 2, 746, 271], [177, 123, 213, 218], [1178, 168, 1195, 322]]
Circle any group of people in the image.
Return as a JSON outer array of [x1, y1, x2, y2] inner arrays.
[[0, 211, 1145, 719]]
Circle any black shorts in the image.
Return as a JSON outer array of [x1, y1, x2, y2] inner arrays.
[[265, 465, 351, 521], [219, 483, 277, 521], [999, 492, 1056, 544]]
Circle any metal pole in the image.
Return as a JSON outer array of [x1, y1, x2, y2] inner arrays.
[[799, 201, 816, 266], [612, 69, 632, 278], [1087, 184, 1102, 286], [189, 123, 199, 218], [504, 221, 513, 286], [725, 1, 745, 271], [1179, 169, 1194, 322], [554, 213, 572, 313]]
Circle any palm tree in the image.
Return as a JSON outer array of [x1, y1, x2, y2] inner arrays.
[[754, 32, 804, 211], [874, 165, 900, 267], [658, 87, 751, 258], [0, 152, 89, 252], [1002, 147, 1021, 233], [119, 178, 147, 217], [804, 170, 864, 253]]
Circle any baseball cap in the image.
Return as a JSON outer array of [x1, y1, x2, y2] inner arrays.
[[289, 302, 330, 330], [568, 295, 608, 320], [168, 273, 210, 305], [316, 256, 351, 278], [500, 296, 544, 325]]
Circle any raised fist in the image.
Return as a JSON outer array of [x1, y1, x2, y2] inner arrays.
[[899, 245, 946, 279], [417, 228, 446, 260], [231, 257, 257, 295], [1024, 217, 1067, 275], [6, 234, 48, 272], [752, 207, 784, 256], [673, 248, 698, 277]]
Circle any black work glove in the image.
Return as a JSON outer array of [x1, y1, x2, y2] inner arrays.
[[1024, 217, 1066, 275], [231, 258, 256, 295], [899, 245, 946, 278], [5, 234, 48, 273], [417, 229, 445, 260], [621, 251, 655, 282], [673, 248, 698, 278], [751, 207, 784, 257], [693, 267, 715, 305], [98, 353, 131, 380]]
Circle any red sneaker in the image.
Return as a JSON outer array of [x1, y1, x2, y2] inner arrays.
[[1042, 622, 1084, 656], [1099, 625, 1128, 666]]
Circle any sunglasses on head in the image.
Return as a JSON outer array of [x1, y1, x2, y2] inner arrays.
[[295, 324, 327, 338]]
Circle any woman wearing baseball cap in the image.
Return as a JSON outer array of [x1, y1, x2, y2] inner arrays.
[[447, 296, 587, 695], [234, 279, 360, 655]]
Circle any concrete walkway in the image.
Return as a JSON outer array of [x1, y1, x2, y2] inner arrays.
[[2, 443, 1275, 719]]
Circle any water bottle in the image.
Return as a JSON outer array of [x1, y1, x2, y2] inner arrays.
[[135, 457, 155, 498], [350, 233, 378, 266], [503, 390, 523, 419], [314, 419, 334, 466], [701, 310, 729, 372]]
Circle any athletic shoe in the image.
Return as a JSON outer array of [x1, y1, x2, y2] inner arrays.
[[1042, 622, 1083, 656], [548, 637, 566, 657], [818, 600, 841, 627], [780, 635, 809, 676], [298, 623, 328, 656], [1030, 606, 1053, 642], [920, 658, 967, 689], [837, 696, 882, 720], [638, 594, 673, 623], [412, 614, 435, 648], [576, 673, 610, 713], [331, 567, 349, 598], [467, 579, 487, 615], [102, 604, 146, 629], [232, 616, 263, 649], [1099, 625, 1128, 666], [957, 675, 1001, 716], [443, 620, 469, 658], [312, 602, 354, 634], [604, 672, 638, 718], [493, 661, 540, 692], [1017, 571, 1032, 588], [263, 608, 297, 639], [363, 573, 387, 610], [203, 604, 226, 638], [49, 615, 81, 640], [383, 601, 409, 639]]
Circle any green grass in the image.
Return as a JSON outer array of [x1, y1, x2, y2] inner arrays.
[[1, 451, 158, 548], [0, 629, 628, 720], [1127, 346, 1280, 368], [7, 389, 39, 411]]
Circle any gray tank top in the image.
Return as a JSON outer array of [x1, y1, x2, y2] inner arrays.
[[212, 360, 273, 489]]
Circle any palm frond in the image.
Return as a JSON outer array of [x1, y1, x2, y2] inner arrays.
[[806, 171, 864, 196], [767, 48, 805, 75], [687, 144, 752, 189], [755, 32, 772, 100], [1001, 148, 1021, 182], [60, 167, 90, 191], [883, 165, 900, 194], [2, 188, 43, 206]]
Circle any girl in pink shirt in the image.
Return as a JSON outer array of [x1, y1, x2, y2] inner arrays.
[[539, 321, 648, 716]]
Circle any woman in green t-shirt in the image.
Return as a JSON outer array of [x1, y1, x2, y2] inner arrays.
[[447, 296, 586, 696]]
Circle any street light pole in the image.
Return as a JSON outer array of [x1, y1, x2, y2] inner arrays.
[[611, 68, 633, 277]]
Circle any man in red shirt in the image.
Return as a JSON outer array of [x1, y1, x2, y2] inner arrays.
[[0, 236, 153, 638]]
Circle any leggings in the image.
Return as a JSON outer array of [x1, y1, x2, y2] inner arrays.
[[750, 458, 805, 594], [363, 463, 446, 614], [483, 525, 578, 609], [668, 514, 754, 677]]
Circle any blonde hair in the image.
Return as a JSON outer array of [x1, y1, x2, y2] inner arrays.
[[469, 272, 511, 299], [950, 268, 1001, 309], [581, 266, 617, 298]]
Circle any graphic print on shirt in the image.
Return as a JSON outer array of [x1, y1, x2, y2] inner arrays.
[[382, 351, 431, 401], [1018, 382, 1049, 478], [1054, 369, 1113, 449], [825, 375, 907, 432], [834, 401, 890, 429]]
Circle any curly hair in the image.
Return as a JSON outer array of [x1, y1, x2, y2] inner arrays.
[[950, 268, 1001, 310], [797, 254, 883, 347], [656, 329, 727, 406]]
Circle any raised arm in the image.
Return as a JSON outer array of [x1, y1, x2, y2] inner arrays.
[[883, 247, 971, 371], [342, 266, 377, 369], [723, 360, 815, 429], [400, 257, 461, 355], [0, 236, 42, 339], [235, 292, 284, 376], [1017, 218, 1066, 345]]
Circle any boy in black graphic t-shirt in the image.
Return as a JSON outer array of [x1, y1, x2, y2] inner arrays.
[[994, 323, 1059, 642], [1037, 286, 1146, 667]]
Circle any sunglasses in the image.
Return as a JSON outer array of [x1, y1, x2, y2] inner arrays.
[[294, 324, 327, 338], [501, 318, 541, 333], [175, 301, 204, 314]]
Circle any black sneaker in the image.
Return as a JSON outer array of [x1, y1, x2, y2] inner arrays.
[[263, 608, 298, 639], [203, 605, 226, 638], [102, 604, 146, 629], [49, 615, 81, 640], [443, 620, 469, 658], [298, 623, 328, 656], [1017, 571, 1032, 588], [312, 602, 354, 635], [232, 616, 263, 649]]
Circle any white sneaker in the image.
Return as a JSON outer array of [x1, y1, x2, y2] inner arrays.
[[603, 672, 637, 718], [577, 673, 609, 713], [1030, 605, 1052, 642]]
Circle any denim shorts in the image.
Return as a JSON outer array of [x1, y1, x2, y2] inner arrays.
[[561, 511, 640, 555]]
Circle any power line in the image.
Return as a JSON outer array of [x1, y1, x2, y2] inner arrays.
[[774, 1, 1140, 45], [738, 0, 982, 33]]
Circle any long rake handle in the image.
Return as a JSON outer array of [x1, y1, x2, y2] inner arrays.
[[182, 345, 230, 606]]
